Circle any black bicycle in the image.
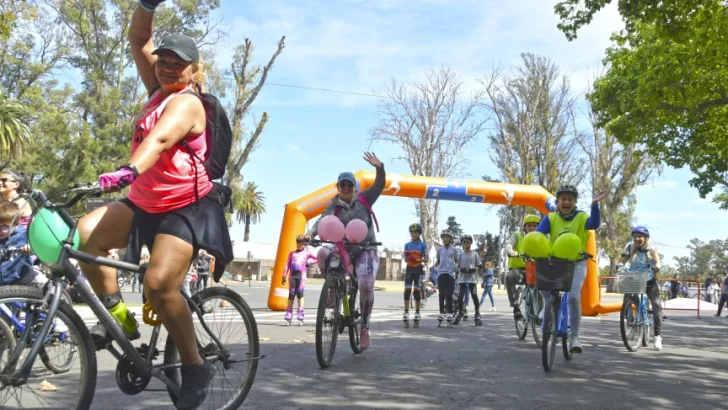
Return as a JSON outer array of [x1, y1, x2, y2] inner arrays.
[[0, 183, 261, 409], [312, 239, 381, 369]]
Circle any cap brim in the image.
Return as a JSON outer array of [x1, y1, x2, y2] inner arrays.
[[152, 47, 195, 62]]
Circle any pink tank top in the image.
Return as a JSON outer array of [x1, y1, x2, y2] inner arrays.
[[127, 87, 212, 214]]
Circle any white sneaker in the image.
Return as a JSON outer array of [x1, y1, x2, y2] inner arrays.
[[489, 306, 496, 312], [437, 313, 444, 322], [538, 309, 544, 321], [446, 313, 453, 322], [654, 335, 662, 351], [570, 336, 583, 353]]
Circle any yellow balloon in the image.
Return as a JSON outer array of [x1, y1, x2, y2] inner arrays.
[[523, 232, 551, 258], [553, 233, 582, 261]]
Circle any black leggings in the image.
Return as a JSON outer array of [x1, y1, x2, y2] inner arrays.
[[642, 279, 663, 336], [438, 274, 455, 314], [458, 283, 480, 314]]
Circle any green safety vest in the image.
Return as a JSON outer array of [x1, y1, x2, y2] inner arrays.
[[548, 212, 589, 252], [508, 232, 526, 269]]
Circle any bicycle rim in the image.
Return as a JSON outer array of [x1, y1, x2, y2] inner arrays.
[[515, 288, 527, 340], [315, 275, 340, 369], [0, 285, 96, 409], [542, 296, 557, 372], [348, 285, 362, 354], [562, 330, 573, 360], [163, 286, 260, 410], [530, 289, 544, 348], [620, 297, 642, 352]]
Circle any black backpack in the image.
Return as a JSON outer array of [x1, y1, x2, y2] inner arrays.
[[181, 91, 232, 180]]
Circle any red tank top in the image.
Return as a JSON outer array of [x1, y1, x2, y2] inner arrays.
[[127, 87, 212, 213]]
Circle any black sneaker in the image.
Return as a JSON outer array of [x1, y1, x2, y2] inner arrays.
[[176, 359, 216, 410], [512, 307, 523, 321], [89, 322, 113, 351]]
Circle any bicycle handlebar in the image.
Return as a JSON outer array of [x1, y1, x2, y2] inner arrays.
[[309, 239, 382, 247], [29, 182, 103, 210], [0, 246, 21, 260]]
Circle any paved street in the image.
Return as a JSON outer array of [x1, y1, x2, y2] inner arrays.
[[8, 282, 727, 409]]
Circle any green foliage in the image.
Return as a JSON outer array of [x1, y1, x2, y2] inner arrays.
[[237, 181, 266, 242], [474, 231, 501, 269], [0, 91, 33, 160], [670, 238, 728, 280], [443, 216, 462, 243]]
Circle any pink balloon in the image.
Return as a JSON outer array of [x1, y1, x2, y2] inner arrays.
[[319, 215, 345, 242], [345, 219, 368, 243]]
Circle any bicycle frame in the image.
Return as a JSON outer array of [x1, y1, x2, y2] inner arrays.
[[542, 291, 570, 337], [2, 188, 229, 396], [0, 302, 67, 342]]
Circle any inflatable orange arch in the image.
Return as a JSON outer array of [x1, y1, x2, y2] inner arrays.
[[267, 171, 620, 316]]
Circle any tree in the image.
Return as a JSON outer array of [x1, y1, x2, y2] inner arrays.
[[0, 91, 32, 160], [558, 1, 728, 206], [480, 53, 586, 200], [370, 66, 486, 251], [574, 73, 659, 272], [221, 36, 285, 226], [238, 181, 266, 242], [443, 215, 462, 244]]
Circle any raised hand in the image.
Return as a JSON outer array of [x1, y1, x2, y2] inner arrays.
[[363, 151, 383, 168], [592, 192, 607, 203]]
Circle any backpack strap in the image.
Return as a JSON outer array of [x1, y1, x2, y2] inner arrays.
[[356, 194, 380, 232]]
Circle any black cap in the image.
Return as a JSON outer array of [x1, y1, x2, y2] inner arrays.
[[152, 33, 199, 62]]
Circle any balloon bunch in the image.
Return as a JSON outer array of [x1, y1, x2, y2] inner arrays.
[[318, 215, 368, 243], [522, 231, 582, 261]]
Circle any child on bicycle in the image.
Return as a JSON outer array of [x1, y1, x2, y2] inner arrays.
[[282, 235, 318, 325], [0, 202, 34, 286], [536, 185, 604, 353], [403, 223, 428, 327], [435, 231, 459, 326], [454, 234, 481, 324], [617, 226, 663, 351], [505, 214, 541, 317]]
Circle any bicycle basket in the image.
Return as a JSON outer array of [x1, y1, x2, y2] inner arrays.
[[525, 262, 536, 286], [534, 258, 576, 292], [616, 271, 649, 294]]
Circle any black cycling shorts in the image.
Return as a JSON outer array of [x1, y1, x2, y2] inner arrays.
[[405, 266, 424, 289]]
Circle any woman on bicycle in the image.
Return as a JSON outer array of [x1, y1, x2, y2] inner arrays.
[[536, 185, 604, 353], [617, 226, 663, 351], [304, 151, 385, 350], [0, 169, 31, 227], [75, 2, 232, 408]]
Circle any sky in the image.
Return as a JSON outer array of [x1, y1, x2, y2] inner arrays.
[[161, 1, 728, 265]]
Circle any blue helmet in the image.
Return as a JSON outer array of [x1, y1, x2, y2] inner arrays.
[[632, 226, 650, 238]]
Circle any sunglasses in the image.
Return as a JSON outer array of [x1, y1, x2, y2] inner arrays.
[[0, 178, 16, 184], [338, 181, 354, 189]]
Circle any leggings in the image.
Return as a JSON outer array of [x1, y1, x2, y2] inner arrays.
[[354, 249, 379, 330], [437, 274, 455, 314], [480, 284, 494, 307], [457, 283, 480, 313], [645, 278, 663, 336]]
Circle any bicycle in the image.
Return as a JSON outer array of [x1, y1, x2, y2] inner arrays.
[[512, 256, 545, 347], [0, 183, 262, 409], [537, 253, 592, 373], [616, 269, 653, 352], [311, 238, 381, 369]]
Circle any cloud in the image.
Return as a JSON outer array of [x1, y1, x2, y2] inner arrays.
[[212, 0, 625, 106], [285, 143, 301, 152]]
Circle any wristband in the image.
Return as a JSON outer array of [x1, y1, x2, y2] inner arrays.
[[139, 1, 156, 12], [119, 164, 140, 178]]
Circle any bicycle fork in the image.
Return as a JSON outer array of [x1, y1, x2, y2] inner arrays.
[[558, 292, 570, 337]]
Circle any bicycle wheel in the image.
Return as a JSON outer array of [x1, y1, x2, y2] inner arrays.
[[0, 285, 96, 409], [348, 282, 362, 354], [530, 288, 544, 348], [514, 287, 528, 340], [562, 329, 573, 360], [39, 311, 78, 374], [163, 286, 260, 410], [541, 294, 558, 373], [641, 297, 652, 347], [620, 295, 642, 352], [0, 313, 16, 368], [316, 274, 341, 369]]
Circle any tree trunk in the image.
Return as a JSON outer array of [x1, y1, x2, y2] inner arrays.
[[243, 214, 251, 242]]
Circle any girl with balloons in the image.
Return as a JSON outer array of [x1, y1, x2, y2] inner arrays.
[[281, 235, 318, 325], [534, 185, 605, 354], [304, 152, 385, 351]]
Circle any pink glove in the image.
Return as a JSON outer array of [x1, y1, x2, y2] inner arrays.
[[99, 168, 136, 191]]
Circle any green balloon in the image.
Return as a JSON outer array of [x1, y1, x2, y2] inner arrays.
[[552, 233, 582, 261], [29, 208, 80, 265], [522, 231, 551, 258]]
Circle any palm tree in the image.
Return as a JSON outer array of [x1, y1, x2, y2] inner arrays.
[[0, 92, 32, 159], [236, 181, 266, 242]]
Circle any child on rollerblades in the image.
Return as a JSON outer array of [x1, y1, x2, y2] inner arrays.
[[282, 235, 318, 325], [454, 235, 482, 326], [435, 231, 459, 327], [403, 223, 428, 328]]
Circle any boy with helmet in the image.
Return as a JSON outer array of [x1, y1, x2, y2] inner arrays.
[[281, 235, 318, 325], [617, 225, 663, 350], [505, 214, 541, 318], [435, 230, 460, 327], [453, 234, 483, 326], [403, 223, 429, 328], [536, 185, 605, 353]]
